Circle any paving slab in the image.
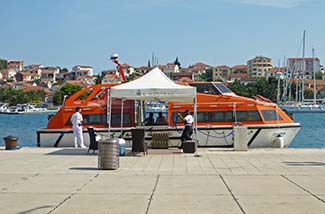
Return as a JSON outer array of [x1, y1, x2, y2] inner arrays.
[[0, 174, 35, 192], [0, 193, 68, 214], [148, 195, 241, 214], [222, 175, 306, 195], [1, 148, 325, 214], [51, 194, 149, 214], [155, 175, 229, 195], [237, 195, 325, 214], [6, 173, 95, 193], [80, 174, 157, 194], [285, 175, 325, 194]]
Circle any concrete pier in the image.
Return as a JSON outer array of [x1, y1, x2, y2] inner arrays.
[[0, 147, 325, 214]]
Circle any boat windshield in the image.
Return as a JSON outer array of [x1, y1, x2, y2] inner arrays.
[[189, 82, 233, 95]]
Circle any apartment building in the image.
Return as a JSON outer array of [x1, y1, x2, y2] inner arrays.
[[247, 56, 273, 78], [232, 65, 247, 73], [287, 58, 321, 80], [213, 65, 231, 81], [7, 60, 23, 72], [0, 69, 16, 80], [72, 65, 93, 76], [40, 67, 60, 83]]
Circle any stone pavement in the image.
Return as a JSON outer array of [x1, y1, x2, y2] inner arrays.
[[0, 147, 325, 214]]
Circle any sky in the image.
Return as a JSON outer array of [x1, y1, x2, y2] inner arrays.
[[1, 0, 324, 74]]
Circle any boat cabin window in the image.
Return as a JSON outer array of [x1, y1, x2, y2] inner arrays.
[[91, 89, 106, 100], [111, 113, 132, 126], [212, 83, 233, 94], [189, 82, 233, 95], [65, 113, 132, 126], [261, 110, 283, 121], [76, 88, 93, 101], [171, 110, 261, 123], [189, 83, 220, 95], [236, 111, 262, 122]]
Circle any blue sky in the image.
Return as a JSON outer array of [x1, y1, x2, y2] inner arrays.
[[0, 0, 324, 73]]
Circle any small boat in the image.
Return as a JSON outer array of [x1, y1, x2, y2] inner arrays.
[[0, 103, 10, 113], [0, 103, 50, 114], [280, 102, 325, 113], [37, 78, 300, 148]]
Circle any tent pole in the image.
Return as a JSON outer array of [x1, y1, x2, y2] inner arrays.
[[108, 89, 112, 138], [120, 98, 124, 138], [194, 95, 200, 157]]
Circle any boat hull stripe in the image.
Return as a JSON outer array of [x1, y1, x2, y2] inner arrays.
[[248, 128, 261, 147], [54, 133, 65, 147]]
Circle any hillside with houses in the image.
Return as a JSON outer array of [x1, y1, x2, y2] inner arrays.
[[1, 56, 325, 106]]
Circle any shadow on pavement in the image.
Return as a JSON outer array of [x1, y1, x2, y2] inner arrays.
[[45, 148, 90, 156], [69, 167, 98, 171], [16, 205, 53, 214], [283, 161, 325, 166]]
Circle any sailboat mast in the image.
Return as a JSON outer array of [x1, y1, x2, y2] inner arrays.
[[313, 48, 316, 104], [301, 30, 306, 102]]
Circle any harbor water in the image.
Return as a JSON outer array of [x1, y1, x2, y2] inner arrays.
[[0, 112, 324, 148]]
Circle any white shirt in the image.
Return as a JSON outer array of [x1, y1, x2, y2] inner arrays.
[[184, 114, 194, 126], [71, 112, 83, 126]]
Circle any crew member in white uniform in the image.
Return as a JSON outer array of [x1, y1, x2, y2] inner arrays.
[[71, 107, 86, 148], [177, 109, 194, 149]]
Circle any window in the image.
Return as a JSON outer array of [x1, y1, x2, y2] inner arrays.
[[213, 83, 233, 94], [111, 113, 132, 126], [65, 113, 132, 126], [261, 110, 283, 121], [236, 111, 261, 122], [76, 88, 93, 100], [189, 83, 220, 95], [171, 110, 261, 124]]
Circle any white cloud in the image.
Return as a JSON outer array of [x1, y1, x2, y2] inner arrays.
[[236, 0, 308, 8]]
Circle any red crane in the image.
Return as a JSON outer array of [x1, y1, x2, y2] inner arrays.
[[110, 53, 127, 83]]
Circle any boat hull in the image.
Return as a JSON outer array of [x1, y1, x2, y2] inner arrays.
[[37, 123, 300, 148]]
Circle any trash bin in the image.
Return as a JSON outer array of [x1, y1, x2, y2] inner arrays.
[[118, 138, 126, 156], [98, 138, 119, 170], [183, 140, 196, 153], [3, 135, 19, 150], [131, 128, 147, 154]]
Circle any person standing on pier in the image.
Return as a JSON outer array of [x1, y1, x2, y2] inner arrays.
[[177, 109, 194, 149], [71, 107, 86, 148]]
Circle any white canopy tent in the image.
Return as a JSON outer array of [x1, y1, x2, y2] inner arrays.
[[107, 67, 198, 154], [109, 67, 196, 102]]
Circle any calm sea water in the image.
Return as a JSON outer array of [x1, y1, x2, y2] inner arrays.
[[0, 112, 324, 148]]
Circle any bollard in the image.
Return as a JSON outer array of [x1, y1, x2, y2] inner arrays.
[[3, 135, 19, 150], [233, 126, 248, 151]]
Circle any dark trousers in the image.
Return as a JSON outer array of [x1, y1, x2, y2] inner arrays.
[[180, 126, 193, 148]]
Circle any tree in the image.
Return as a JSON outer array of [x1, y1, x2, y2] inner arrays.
[[95, 74, 102, 84], [61, 68, 69, 73], [0, 58, 7, 70], [53, 83, 82, 105], [304, 89, 314, 99], [315, 71, 323, 80], [174, 57, 181, 68], [0, 88, 45, 105], [228, 77, 281, 102]]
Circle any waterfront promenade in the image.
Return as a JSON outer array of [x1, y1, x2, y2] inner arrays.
[[1, 147, 325, 214]]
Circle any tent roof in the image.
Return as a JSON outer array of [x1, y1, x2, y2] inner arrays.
[[110, 67, 196, 103]]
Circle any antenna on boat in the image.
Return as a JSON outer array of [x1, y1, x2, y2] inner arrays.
[[312, 48, 317, 105], [301, 30, 306, 102], [110, 53, 127, 83]]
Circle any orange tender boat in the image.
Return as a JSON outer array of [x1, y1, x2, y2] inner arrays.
[[37, 81, 300, 148]]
